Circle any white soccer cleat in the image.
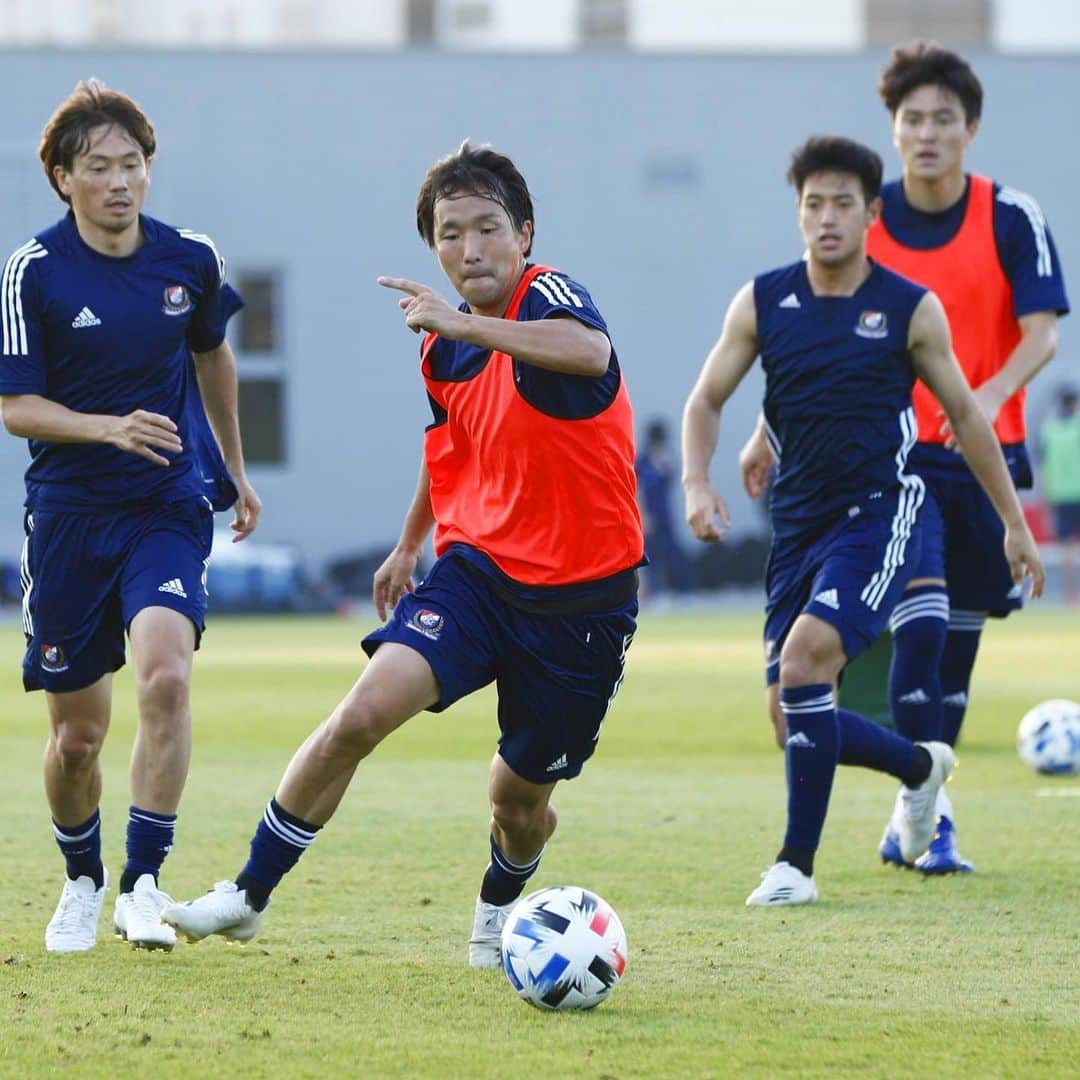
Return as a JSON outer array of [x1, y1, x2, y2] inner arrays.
[[45, 870, 108, 953], [160, 881, 264, 944], [745, 861, 819, 907], [897, 741, 957, 863], [468, 897, 516, 968], [113, 873, 177, 951]]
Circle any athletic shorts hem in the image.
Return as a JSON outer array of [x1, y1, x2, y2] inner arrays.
[[361, 630, 451, 712], [23, 656, 126, 694]]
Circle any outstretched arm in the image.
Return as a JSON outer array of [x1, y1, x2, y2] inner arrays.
[[378, 276, 610, 376], [681, 282, 760, 542], [909, 291, 1045, 596]]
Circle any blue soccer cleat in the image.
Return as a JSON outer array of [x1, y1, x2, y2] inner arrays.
[[913, 815, 975, 874], [878, 789, 913, 868], [878, 824, 913, 869]]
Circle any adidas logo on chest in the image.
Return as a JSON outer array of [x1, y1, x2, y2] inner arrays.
[[71, 306, 102, 328]]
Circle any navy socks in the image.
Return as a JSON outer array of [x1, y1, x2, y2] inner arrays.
[[236, 798, 322, 912], [53, 809, 104, 888], [479, 834, 545, 907], [888, 586, 949, 743], [120, 806, 177, 893]]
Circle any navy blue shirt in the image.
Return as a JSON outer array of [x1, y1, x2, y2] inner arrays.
[[755, 260, 927, 540], [0, 212, 240, 511]]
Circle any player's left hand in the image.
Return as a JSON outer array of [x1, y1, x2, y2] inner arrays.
[[378, 277, 465, 337], [684, 480, 731, 542], [1003, 520, 1046, 599], [940, 382, 1006, 450], [230, 476, 262, 542]]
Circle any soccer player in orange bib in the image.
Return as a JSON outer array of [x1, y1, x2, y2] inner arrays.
[[164, 142, 643, 962]]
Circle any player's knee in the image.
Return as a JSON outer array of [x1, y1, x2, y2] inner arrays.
[[138, 663, 190, 719], [778, 649, 819, 688], [778, 633, 841, 687], [325, 693, 393, 760], [51, 727, 103, 774]]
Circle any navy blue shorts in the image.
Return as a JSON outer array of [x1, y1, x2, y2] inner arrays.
[[764, 487, 925, 685], [909, 471, 1023, 616], [361, 553, 637, 784], [1052, 502, 1080, 540], [21, 500, 213, 693]]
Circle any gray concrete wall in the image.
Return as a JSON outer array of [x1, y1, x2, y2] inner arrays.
[[0, 50, 1076, 570]]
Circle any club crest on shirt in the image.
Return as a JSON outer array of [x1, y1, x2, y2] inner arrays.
[[854, 310, 888, 339], [407, 609, 445, 641], [41, 643, 69, 673], [162, 284, 192, 316]]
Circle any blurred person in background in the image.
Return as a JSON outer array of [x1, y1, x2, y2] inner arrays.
[[1040, 386, 1080, 604], [636, 418, 691, 599]]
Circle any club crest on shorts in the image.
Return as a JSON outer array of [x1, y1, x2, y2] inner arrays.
[[854, 310, 888, 339], [41, 643, 69, 673], [162, 284, 193, 316], [407, 608, 445, 641]]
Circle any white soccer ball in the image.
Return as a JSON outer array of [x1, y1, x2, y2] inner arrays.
[[1017, 698, 1080, 775], [501, 885, 628, 1011]]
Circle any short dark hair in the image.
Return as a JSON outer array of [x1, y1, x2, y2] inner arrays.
[[645, 419, 668, 447], [786, 136, 883, 203], [878, 41, 983, 124], [39, 78, 156, 204], [416, 140, 535, 255]]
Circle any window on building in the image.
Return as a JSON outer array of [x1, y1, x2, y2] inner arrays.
[[235, 272, 278, 354], [448, 1, 492, 32], [232, 271, 286, 465], [237, 378, 286, 465], [866, 0, 990, 47], [406, 0, 437, 43], [580, 0, 629, 45]]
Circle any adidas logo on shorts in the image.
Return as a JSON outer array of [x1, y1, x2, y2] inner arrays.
[[157, 578, 188, 598], [545, 753, 568, 773], [813, 588, 840, 610]]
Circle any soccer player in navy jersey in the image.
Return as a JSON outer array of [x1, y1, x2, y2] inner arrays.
[[162, 141, 642, 963], [682, 136, 1044, 906], [741, 44, 1069, 874], [0, 80, 260, 951]]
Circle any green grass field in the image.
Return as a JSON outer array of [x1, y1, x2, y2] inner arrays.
[[1, 609, 1077, 1078]]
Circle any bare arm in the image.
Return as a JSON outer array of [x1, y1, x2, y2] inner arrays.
[[193, 340, 245, 479], [738, 412, 773, 500], [0, 393, 182, 466], [909, 292, 1045, 596], [378, 276, 610, 376], [942, 310, 1058, 446], [681, 282, 760, 541], [193, 340, 262, 541], [373, 458, 437, 620]]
